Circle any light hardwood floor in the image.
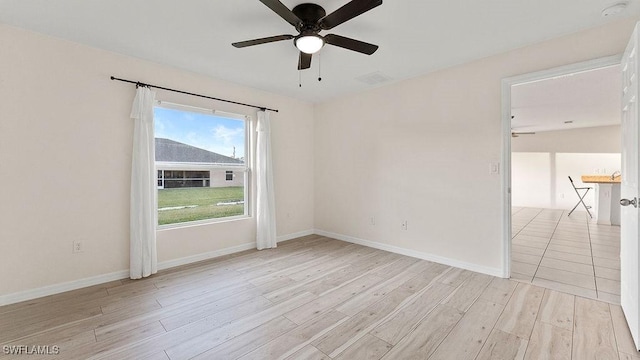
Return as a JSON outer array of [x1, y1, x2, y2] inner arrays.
[[511, 207, 621, 303], [1, 235, 637, 359]]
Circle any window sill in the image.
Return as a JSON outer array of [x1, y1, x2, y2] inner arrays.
[[157, 214, 251, 231]]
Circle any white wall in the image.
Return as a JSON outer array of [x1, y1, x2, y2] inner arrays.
[[511, 126, 621, 209], [512, 152, 621, 209], [0, 24, 315, 300], [511, 153, 553, 208], [2, 16, 638, 301], [314, 19, 638, 276]]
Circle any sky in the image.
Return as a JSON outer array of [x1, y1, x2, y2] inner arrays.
[[154, 106, 246, 159]]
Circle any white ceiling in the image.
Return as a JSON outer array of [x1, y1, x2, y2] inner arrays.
[[1, 0, 639, 103], [511, 64, 622, 133]]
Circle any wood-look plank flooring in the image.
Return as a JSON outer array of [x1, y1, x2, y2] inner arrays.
[[1, 235, 638, 359]]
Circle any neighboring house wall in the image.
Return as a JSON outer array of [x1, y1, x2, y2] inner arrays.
[[155, 139, 245, 189], [511, 125, 621, 209], [160, 170, 210, 189], [0, 23, 315, 300], [155, 138, 244, 189], [217, 170, 244, 187], [157, 169, 244, 188], [313, 18, 637, 276]]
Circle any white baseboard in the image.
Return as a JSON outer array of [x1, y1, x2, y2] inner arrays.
[[157, 242, 255, 271], [0, 270, 130, 307], [314, 229, 504, 278], [0, 229, 501, 306], [277, 229, 315, 243], [0, 242, 257, 307], [157, 232, 317, 269]]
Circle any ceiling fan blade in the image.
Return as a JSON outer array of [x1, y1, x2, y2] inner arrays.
[[324, 34, 378, 55], [298, 52, 312, 70], [259, 0, 303, 27], [319, 0, 382, 30], [232, 35, 294, 48]]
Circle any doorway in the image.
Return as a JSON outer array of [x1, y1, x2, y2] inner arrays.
[[501, 56, 623, 302]]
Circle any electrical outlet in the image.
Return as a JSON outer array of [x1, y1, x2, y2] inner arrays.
[[369, 216, 375, 225], [401, 220, 408, 231], [73, 240, 83, 253]]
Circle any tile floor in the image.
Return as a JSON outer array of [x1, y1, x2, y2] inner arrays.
[[511, 207, 621, 303]]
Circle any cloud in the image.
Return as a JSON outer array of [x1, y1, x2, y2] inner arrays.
[[178, 127, 245, 159], [213, 125, 245, 145], [154, 107, 246, 159]]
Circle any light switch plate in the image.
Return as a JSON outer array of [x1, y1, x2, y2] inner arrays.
[[490, 162, 500, 175]]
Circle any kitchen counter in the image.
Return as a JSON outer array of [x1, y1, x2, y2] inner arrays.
[[580, 174, 621, 225], [581, 175, 621, 184]]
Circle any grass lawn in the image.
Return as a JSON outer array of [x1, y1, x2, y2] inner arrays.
[[158, 186, 244, 225]]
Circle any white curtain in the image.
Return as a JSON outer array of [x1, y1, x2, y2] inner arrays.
[[130, 86, 158, 279], [256, 110, 277, 250]]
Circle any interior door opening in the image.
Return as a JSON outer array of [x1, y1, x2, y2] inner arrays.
[[501, 56, 624, 294], [502, 23, 640, 352]]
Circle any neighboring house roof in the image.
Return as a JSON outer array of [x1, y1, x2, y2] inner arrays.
[[155, 138, 243, 164]]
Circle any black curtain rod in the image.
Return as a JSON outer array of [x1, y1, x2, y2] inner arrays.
[[110, 76, 278, 113]]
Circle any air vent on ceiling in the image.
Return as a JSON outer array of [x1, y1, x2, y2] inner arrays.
[[602, 2, 628, 17], [356, 71, 393, 85]]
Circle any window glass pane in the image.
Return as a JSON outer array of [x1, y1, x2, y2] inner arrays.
[[164, 170, 184, 179], [155, 106, 246, 226], [185, 171, 209, 179]]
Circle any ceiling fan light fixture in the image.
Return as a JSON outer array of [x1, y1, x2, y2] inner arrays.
[[295, 35, 324, 54]]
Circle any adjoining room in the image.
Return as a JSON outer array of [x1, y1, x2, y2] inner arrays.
[[509, 64, 623, 302]]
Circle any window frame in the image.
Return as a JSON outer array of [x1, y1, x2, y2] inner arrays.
[[154, 101, 251, 229]]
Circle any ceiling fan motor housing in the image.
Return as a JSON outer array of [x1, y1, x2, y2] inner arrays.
[[292, 3, 326, 32]]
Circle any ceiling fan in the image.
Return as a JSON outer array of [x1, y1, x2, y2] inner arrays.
[[232, 0, 382, 70], [510, 116, 536, 137], [511, 132, 536, 138]]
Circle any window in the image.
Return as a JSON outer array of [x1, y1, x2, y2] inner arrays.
[[154, 103, 248, 226]]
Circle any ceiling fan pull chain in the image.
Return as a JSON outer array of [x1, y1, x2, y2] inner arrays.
[[318, 53, 322, 82], [299, 70, 302, 88]]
